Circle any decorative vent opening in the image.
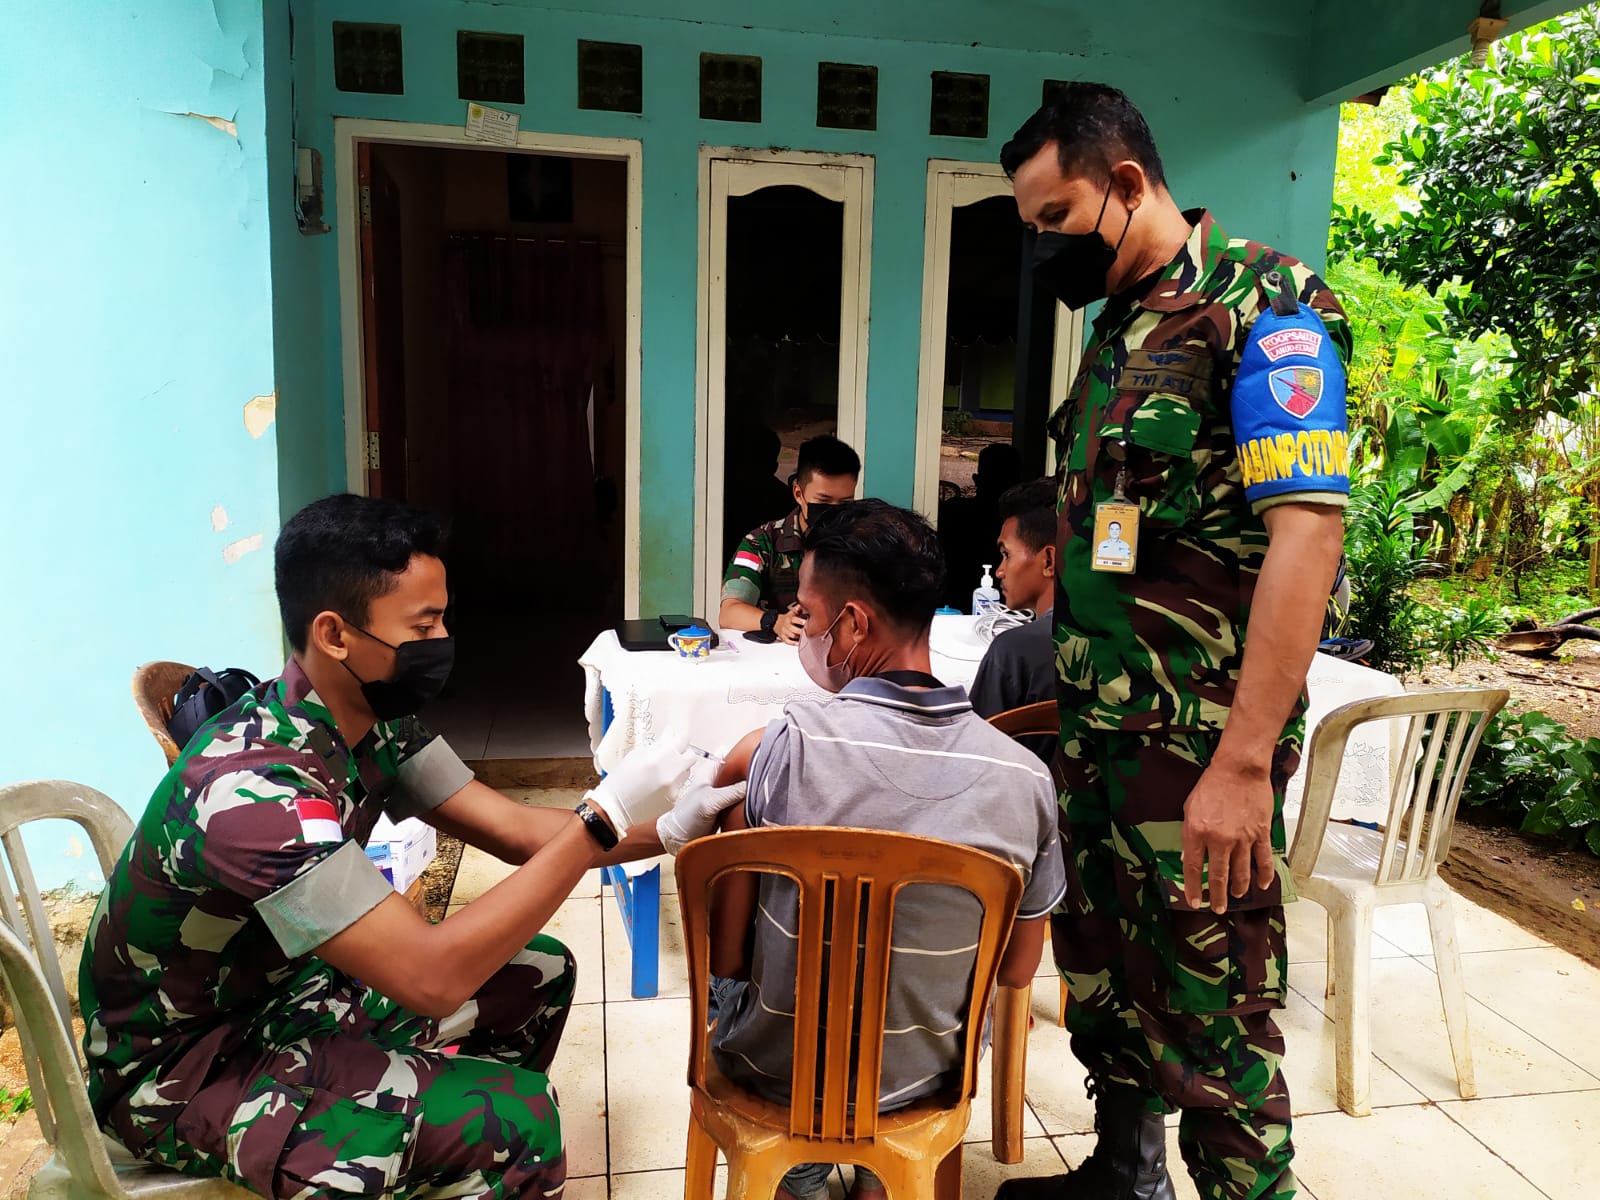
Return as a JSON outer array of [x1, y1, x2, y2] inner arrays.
[[930, 71, 989, 139], [700, 53, 762, 123], [458, 31, 524, 105], [1042, 79, 1071, 107], [817, 62, 877, 131], [333, 22, 404, 95], [578, 40, 644, 113]]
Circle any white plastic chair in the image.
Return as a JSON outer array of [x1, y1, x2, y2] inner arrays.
[[1286, 688, 1509, 1117], [0, 779, 250, 1198]]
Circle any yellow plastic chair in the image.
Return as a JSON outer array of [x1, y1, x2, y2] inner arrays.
[[1286, 688, 1509, 1117], [676, 826, 1024, 1199], [129, 662, 194, 769], [0, 779, 251, 1198]]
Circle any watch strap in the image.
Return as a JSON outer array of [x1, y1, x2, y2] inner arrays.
[[760, 608, 780, 635], [575, 800, 620, 851]]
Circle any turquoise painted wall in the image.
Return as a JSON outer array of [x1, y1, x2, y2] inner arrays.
[[289, 0, 1344, 613], [0, 1, 285, 882]]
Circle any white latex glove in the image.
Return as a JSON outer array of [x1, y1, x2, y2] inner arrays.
[[657, 778, 749, 855], [586, 736, 697, 833]]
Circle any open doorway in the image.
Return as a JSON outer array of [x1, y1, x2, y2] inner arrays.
[[720, 185, 844, 567], [915, 161, 1085, 608], [696, 151, 873, 614], [353, 139, 631, 759]]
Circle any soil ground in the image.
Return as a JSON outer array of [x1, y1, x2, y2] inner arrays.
[[1406, 646, 1600, 967]]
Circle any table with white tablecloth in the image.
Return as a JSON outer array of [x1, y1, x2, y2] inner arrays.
[[581, 614, 991, 767], [578, 618, 1405, 994]]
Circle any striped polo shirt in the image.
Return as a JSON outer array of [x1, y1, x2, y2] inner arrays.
[[711, 675, 1065, 1109]]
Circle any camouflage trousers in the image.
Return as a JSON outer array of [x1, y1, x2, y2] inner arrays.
[[137, 934, 576, 1199], [1052, 721, 1302, 1200]]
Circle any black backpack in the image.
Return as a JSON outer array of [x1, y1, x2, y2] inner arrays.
[[168, 667, 261, 752]]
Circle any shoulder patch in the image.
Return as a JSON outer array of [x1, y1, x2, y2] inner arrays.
[[1232, 305, 1350, 505]]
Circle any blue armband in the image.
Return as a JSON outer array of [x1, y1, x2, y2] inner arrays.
[[1232, 305, 1350, 505]]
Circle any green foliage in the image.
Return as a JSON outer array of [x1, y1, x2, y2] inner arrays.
[[0, 1086, 32, 1123], [1330, 9, 1600, 399], [1344, 480, 1430, 673], [1329, 9, 1600, 597], [1424, 596, 1504, 668], [1461, 710, 1600, 857]]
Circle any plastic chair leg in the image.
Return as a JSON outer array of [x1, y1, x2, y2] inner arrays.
[[1330, 898, 1375, 1117], [1424, 880, 1477, 1100], [685, 1117, 719, 1199], [991, 984, 1030, 1164], [1057, 976, 1068, 1027], [1325, 912, 1337, 1000]]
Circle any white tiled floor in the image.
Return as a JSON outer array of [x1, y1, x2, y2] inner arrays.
[[450, 836, 1600, 1199]]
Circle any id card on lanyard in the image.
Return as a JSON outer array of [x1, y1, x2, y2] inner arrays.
[[1092, 450, 1140, 574]]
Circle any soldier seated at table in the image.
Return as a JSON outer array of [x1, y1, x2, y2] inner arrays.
[[969, 478, 1060, 764], [77, 493, 738, 1200], [718, 433, 860, 644], [685, 499, 1066, 1200]]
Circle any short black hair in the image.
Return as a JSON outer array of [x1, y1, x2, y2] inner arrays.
[[996, 478, 1058, 553], [801, 499, 945, 632], [275, 494, 446, 652], [999, 83, 1166, 189], [794, 434, 861, 488]]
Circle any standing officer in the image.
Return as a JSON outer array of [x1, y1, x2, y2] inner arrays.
[[994, 86, 1350, 1200]]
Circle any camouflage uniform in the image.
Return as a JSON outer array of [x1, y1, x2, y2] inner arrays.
[[79, 660, 574, 1199], [720, 507, 804, 611], [1051, 211, 1351, 1200]]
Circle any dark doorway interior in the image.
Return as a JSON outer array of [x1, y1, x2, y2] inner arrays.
[[721, 185, 845, 565], [361, 142, 628, 758], [937, 195, 1026, 609]]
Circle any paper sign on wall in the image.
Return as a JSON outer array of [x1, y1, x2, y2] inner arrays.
[[465, 102, 520, 146]]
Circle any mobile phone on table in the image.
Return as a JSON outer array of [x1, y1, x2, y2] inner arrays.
[[659, 614, 697, 631]]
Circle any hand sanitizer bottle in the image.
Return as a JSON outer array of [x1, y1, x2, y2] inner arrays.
[[972, 564, 1001, 617]]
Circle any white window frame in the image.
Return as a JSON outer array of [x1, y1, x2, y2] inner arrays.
[[913, 159, 1085, 518], [694, 148, 874, 617]]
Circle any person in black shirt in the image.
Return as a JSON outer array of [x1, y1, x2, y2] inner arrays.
[[969, 478, 1059, 762]]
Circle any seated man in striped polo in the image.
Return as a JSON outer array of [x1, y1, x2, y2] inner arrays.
[[685, 499, 1066, 1200]]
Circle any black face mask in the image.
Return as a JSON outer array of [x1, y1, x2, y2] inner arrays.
[[1031, 181, 1134, 311], [341, 624, 454, 720]]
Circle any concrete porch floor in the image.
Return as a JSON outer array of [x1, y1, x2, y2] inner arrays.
[[3, 785, 1597, 1199]]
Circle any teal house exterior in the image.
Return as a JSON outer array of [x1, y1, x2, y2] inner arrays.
[[1, 0, 1581, 878]]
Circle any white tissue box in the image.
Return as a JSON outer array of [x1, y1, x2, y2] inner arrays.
[[366, 815, 438, 894]]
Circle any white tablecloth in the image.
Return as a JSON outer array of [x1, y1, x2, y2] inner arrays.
[[581, 614, 990, 766], [1284, 653, 1407, 824], [581, 622, 1404, 824]]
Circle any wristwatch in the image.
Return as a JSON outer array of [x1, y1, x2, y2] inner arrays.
[[574, 800, 620, 851], [759, 608, 780, 636]]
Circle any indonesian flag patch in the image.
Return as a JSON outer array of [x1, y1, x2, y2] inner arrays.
[[733, 550, 763, 573], [294, 797, 344, 844]]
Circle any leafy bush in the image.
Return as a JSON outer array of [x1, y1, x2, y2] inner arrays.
[[1345, 480, 1430, 672], [0, 1086, 32, 1123], [1424, 597, 1505, 668], [1460, 709, 1600, 856]]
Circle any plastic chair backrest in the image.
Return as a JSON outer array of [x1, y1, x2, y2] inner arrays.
[[676, 826, 1023, 1143], [0, 780, 133, 1189], [131, 662, 194, 768], [1288, 688, 1510, 887], [985, 701, 1056, 739]]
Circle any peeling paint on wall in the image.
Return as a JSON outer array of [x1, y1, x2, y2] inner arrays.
[[211, 505, 229, 532], [243, 391, 278, 438], [166, 110, 239, 138], [222, 533, 264, 563]]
